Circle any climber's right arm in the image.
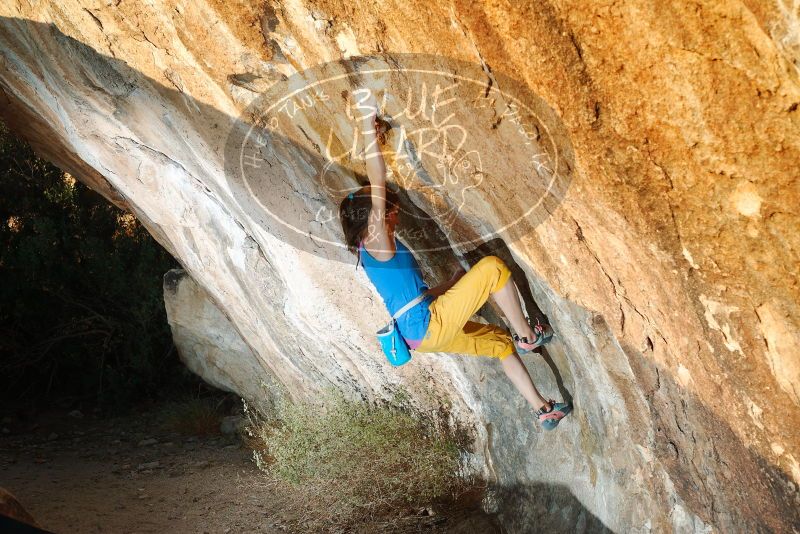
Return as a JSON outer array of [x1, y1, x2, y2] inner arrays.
[[354, 88, 393, 259], [362, 114, 387, 218]]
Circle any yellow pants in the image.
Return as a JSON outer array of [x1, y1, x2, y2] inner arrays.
[[415, 256, 515, 360]]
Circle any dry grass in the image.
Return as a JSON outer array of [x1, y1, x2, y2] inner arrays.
[[242, 390, 481, 532]]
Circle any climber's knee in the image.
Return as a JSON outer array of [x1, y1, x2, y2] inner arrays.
[[444, 321, 516, 359], [476, 255, 512, 293], [498, 343, 515, 361]]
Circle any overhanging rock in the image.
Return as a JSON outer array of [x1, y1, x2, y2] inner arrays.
[[1, 2, 798, 531]]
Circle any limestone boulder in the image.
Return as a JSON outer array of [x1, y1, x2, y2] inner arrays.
[[1, 1, 798, 531], [163, 268, 284, 413]]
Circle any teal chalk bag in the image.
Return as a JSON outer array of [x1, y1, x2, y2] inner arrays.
[[376, 292, 429, 367]]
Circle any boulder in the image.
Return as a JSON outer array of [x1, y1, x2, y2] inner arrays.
[[163, 269, 285, 414], [0, 1, 798, 531]]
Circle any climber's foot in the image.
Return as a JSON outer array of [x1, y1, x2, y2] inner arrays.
[[513, 322, 553, 354], [536, 399, 572, 431]]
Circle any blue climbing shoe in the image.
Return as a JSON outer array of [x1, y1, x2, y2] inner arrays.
[[535, 400, 572, 431], [513, 321, 554, 355]]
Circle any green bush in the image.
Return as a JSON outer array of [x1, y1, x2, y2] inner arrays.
[[244, 390, 477, 531], [0, 120, 185, 411]]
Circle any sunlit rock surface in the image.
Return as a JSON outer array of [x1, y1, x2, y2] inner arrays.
[[1, 1, 799, 531]]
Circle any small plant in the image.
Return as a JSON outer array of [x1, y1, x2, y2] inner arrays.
[[243, 389, 479, 532], [159, 397, 225, 436]]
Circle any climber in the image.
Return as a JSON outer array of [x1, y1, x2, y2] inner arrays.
[[338, 89, 572, 430]]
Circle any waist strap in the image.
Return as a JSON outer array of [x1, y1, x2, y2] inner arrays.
[[391, 291, 431, 321]]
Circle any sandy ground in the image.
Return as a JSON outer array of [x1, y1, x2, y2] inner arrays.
[[0, 407, 502, 534]]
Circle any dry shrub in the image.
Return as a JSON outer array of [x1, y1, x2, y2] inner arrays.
[[242, 390, 480, 532]]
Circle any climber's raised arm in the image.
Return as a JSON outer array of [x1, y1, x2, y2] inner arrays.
[[354, 88, 394, 260]]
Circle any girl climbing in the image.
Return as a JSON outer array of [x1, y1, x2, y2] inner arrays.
[[339, 89, 572, 430]]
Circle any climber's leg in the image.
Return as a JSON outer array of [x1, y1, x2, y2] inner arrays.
[[450, 321, 551, 411], [491, 273, 539, 342], [459, 322, 550, 410], [422, 255, 513, 331], [416, 256, 511, 354], [416, 318, 551, 412], [434, 254, 540, 343], [414, 255, 552, 413], [422, 320, 515, 359], [416, 320, 550, 410], [501, 352, 550, 411]]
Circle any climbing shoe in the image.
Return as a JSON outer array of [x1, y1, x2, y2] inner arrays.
[[513, 320, 554, 354], [535, 399, 572, 431]]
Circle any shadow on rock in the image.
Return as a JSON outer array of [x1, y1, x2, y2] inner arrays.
[[492, 482, 613, 534]]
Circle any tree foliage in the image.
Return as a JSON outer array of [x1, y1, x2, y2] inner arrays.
[[0, 120, 192, 411]]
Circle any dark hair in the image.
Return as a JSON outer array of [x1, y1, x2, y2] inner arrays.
[[339, 185, 400, 254]]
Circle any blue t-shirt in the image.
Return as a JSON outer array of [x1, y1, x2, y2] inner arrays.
[[358, 237, 433, 348]]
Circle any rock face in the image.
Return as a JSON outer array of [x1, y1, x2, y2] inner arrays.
[[163, 269, 285, 412], [1, 1, 799, 532]]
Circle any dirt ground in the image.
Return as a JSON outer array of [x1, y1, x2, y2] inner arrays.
[[0, 406, 502, 534]]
